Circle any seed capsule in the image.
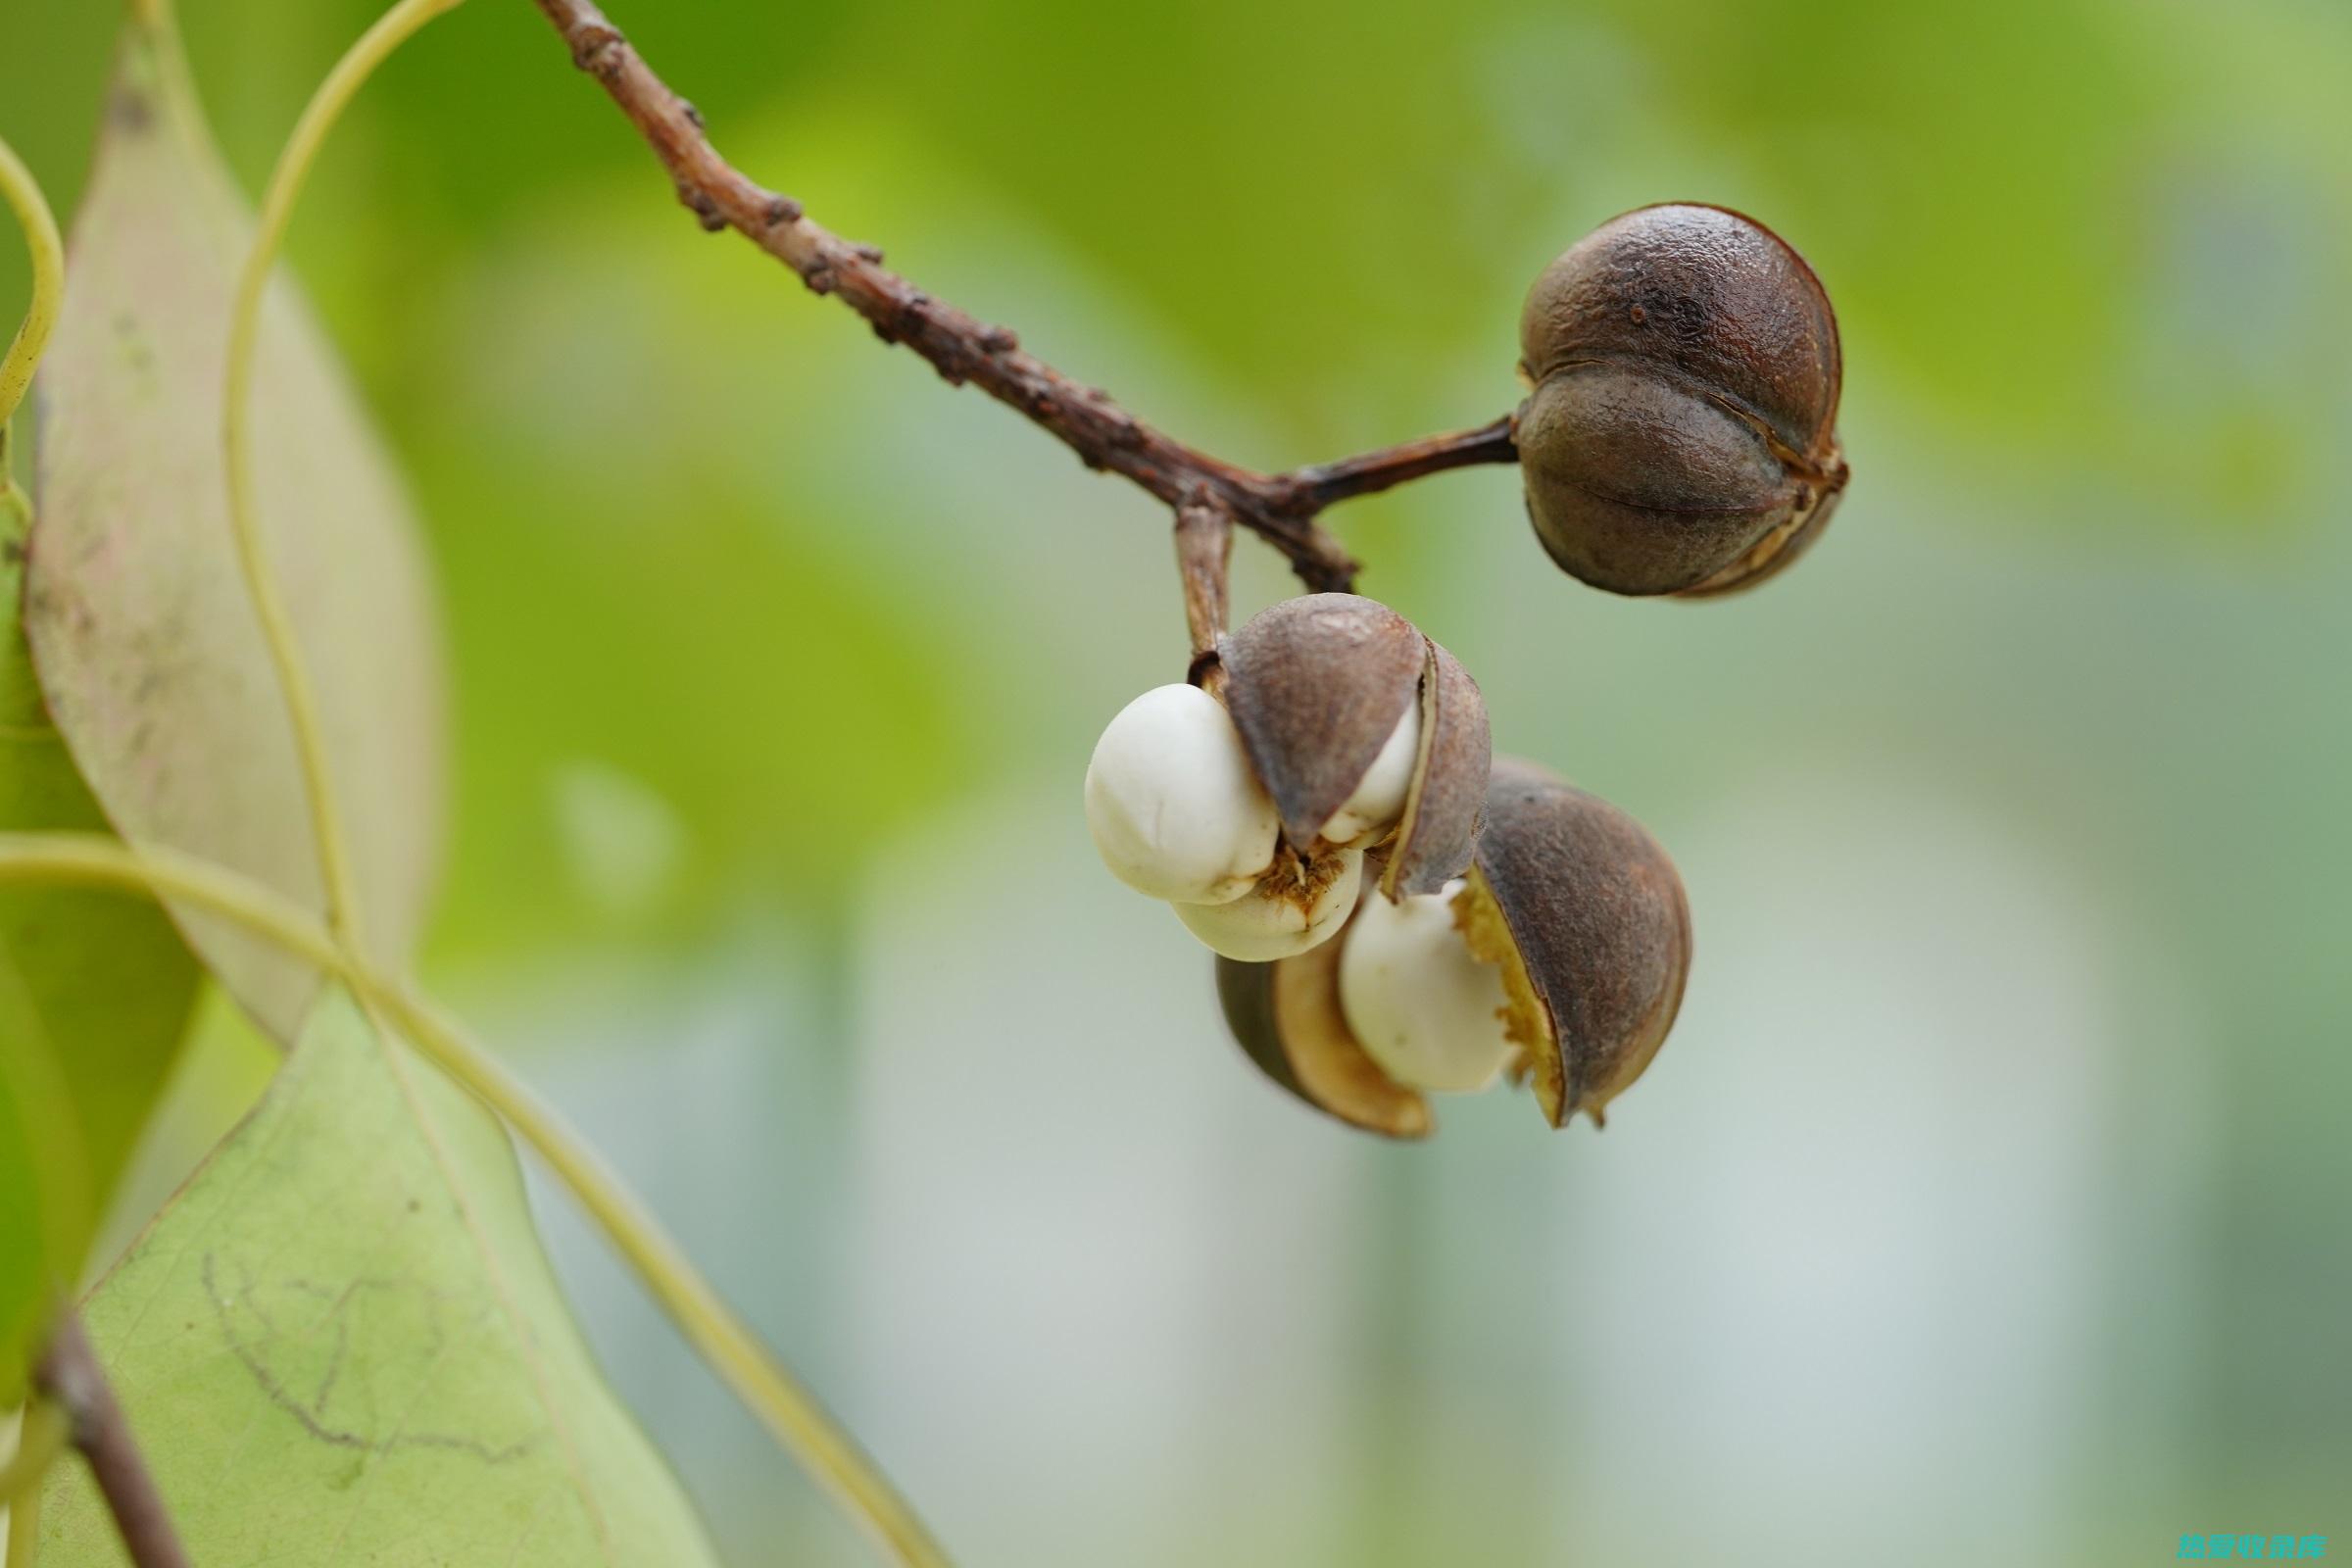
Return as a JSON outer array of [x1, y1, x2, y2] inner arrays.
[[1217, 756, 1690, 1134], [1517, 203, 1846, 597], [1452, 758, 1690, 1126], [1085, 594, 1492, 964], [1216, 593, 1490, 897]]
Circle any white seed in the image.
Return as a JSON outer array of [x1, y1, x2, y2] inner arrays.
[[1173, 849, 1363, 962], [1085, 684, 1281, 905], [1337, 879, 1514, 1093], [1319, 700, 1421, 846]]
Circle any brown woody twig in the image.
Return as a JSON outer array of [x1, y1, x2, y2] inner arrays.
[[1263, 415, 1517, 513], [33, 1307, 193, 1568], [1172, 495, 1234, 692], [528, 0, 1520, 594]]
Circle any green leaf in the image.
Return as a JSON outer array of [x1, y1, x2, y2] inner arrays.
[[0, 985, 84, 1404], [24, 10, 446, 1043], [37, 990, 720, 1566], [2, 473, 202, 1398]]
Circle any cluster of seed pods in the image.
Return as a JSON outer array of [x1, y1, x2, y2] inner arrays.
[[1085, 203, 1842, 1137]]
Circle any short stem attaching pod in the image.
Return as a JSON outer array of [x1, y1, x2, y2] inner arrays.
[[1174, 495, 1234, 692]]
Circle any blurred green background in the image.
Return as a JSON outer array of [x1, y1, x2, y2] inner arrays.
[[6, 0, 2350, 1562]]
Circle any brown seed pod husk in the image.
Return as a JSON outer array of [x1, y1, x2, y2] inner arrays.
[[1379, 638, 1490, 899], [1215, 945, 1433, 1140], [1454, 758, 1690, 1127], [1516, 203, 1845, 598], [1219, 594, 1422, 849], [1219, 596, 1489, 888], [1674, 481, 1843, 599]]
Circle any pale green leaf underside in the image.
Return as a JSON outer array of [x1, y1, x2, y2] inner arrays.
[[38, 991, 718, 1566], [4, 455, 202, 1396], [25, 13, 446, 1044]]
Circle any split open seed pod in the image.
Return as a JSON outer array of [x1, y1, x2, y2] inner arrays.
[[1214, 593, 1490, 897], [1218, 757, 1689, 1136], [1452, 757, 1691, 1127], [1216, 934, 1435, 1140], [1517, 202, 1847, 598]]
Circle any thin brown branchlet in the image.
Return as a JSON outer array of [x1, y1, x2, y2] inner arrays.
[[528, 0, 1532, 594]]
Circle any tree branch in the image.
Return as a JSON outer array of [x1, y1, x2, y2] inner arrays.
[[527, 0, 1521, 594], [33, 1307, 193, 1568]]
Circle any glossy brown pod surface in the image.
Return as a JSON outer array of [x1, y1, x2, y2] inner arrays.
[[1216, 594, 1490, 891], [1517, 203, 1846, 597], [1456, 758, 1690, 1126]]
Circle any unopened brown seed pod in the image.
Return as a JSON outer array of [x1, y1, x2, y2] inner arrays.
[[1215, 593, 1490, 898], [1517, 203, 1847, 598], [1452, 758, 1690, 1126]]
